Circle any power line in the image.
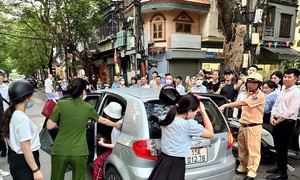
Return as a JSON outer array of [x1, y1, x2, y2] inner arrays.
[[0, 31, 56, 40]]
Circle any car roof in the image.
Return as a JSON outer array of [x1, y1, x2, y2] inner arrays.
[[92, 88, 211, 102]]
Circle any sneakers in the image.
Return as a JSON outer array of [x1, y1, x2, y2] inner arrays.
[[0, 169, 10, 177]]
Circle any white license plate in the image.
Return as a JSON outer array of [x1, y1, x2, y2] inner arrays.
[[185, 147, 208, 164]]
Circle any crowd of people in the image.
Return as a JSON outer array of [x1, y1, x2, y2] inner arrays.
[[1, 66, 300, 180]]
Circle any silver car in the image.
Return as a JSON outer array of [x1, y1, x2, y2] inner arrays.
[[83, 88, 236, 180]]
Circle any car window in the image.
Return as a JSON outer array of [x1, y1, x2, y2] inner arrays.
[[145, 99, 228, 139]]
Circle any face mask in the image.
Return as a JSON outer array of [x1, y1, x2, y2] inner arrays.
[[191, 80, 195, 84], [120, 81, 125, 85], [196, 80, 203, 86], [26, 100, 35, 109], [166, 79, 172, 85]]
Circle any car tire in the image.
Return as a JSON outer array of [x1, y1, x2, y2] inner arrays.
[[105, 167, 122, 180]]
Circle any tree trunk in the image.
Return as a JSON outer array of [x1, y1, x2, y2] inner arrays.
[[223, 23, 246, 75], [48, 45, 54, 74], [217, 0, 245, 76]]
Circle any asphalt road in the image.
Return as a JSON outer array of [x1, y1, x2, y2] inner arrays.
[[1, 89, 300, 180]]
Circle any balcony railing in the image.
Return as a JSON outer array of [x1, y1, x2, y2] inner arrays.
[[92, 22, 120, 43], [264, 26, 274, 37]]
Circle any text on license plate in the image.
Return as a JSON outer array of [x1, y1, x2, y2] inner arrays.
[[185, 147, 208, 164]]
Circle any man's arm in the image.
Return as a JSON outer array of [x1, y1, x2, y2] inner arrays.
[[219, 100, 247, 112]]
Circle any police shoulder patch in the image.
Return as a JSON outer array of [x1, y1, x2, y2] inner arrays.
[[251, 95, 258, 100]]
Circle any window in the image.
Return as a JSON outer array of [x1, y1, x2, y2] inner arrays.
[[150, 14, 166, 41], [153, 22, 163, 39], [173, 11, 194, 34], [175, 23, 191, 33], [279, 13, 292, 38]]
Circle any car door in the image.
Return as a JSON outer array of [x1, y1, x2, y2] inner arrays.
[[85, 93, 105, 164]]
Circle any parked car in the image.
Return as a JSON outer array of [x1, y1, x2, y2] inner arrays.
[[41, 88, 235, 180]]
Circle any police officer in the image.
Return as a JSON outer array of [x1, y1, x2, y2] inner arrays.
[[220, 73, 265, 180]]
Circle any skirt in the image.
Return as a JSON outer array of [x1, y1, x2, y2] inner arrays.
[[148, 152, 185, 180]]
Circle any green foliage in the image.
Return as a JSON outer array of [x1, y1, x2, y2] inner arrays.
[[0, 0, 109, 77]]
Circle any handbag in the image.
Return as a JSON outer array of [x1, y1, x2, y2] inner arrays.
[[41, 99, 56, 118], [39, 128, 54, 155]]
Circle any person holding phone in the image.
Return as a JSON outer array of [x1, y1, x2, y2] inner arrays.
[[207, 70, 221, 93]]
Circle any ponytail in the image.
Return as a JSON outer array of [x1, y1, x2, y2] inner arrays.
[[2, 104, 16, 138], [159, 93, 199, 126], [160, 106, 177, 126]]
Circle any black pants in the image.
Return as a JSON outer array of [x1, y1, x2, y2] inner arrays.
[[0, 136, 7, 153], [9, 150, 40, 180], [273, 119, 296, 174]]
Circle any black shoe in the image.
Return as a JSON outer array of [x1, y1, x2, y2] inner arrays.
[[235, 170, 247, 175], [0, 151, 6, 157], [266, 167, 279, 173], [266, 172, 288, 180], [244, 176, 255, 180]]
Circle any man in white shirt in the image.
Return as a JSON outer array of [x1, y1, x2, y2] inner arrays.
[[175, 76, 185, 94], [45, 74, 55, 98], [0, 69, 10, 178], [140, 77, 150, 88], [267, 68, 300, 180], [149, 71, 158, 88]]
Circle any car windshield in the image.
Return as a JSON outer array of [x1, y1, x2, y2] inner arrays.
[[145, 99, 228, 139]]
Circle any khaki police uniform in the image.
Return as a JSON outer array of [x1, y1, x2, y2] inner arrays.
[[236, 90, 265, 178]]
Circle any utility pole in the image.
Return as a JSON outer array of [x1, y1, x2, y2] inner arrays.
[[133, 0, 146, 77]]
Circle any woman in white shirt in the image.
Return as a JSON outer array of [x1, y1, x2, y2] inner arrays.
[[148, 93, 214, 180], [270, 71, 284, 94], [2, 80, 43, 180]]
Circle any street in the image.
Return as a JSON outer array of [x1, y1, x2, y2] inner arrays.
[[0, 89, 299, 180]]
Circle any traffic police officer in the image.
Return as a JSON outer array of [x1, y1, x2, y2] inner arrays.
[[220, 73, 265, 180]]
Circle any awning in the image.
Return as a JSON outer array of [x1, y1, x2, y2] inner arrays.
[[258, 47, 300, 60]]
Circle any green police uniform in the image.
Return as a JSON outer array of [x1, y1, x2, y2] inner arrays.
[[50, 98, 99, 180]]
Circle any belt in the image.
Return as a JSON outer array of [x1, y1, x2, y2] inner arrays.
[[240, 123, 262, 127]]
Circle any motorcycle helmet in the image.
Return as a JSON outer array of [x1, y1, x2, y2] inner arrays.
[[0, 69, 6, 77], [9, 80, 36, 101], [247, 73, 263, 83]]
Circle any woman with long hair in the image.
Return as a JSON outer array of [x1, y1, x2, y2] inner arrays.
[[2, 80, 43, 180], [262, 80, 278, 124], [148, 93, 214, 180], [270, 71, 284, 94], [47, 78, 121, 180]]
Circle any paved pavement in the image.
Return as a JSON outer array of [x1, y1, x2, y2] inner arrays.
[[1, 88, 300, 180]]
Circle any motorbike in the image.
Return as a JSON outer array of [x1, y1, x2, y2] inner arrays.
[[227, 117, 300, 171]]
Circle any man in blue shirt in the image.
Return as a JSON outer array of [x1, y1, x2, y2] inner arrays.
[[111, 75, 120, 89]]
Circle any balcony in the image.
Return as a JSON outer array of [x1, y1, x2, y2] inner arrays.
[[170, 34, 201, 49]]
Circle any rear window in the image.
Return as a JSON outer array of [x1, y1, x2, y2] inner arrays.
[[145, 99, 228, 139]]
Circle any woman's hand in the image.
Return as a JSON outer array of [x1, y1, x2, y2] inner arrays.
[[33, 170, 43, 180], [115, 123, 122, 131], [198, 102, 206, 115], [98, 138, 105, 146]]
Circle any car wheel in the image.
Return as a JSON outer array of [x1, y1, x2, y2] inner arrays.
[[105, 167, 122, 180]]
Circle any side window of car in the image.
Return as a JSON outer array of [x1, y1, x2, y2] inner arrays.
[[145, 101, 173, 139], [194, 99, 228, 133]]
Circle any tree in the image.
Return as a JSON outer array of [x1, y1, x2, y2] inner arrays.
[[1, 0, 109, 78], [217, 0, 246, 76]]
